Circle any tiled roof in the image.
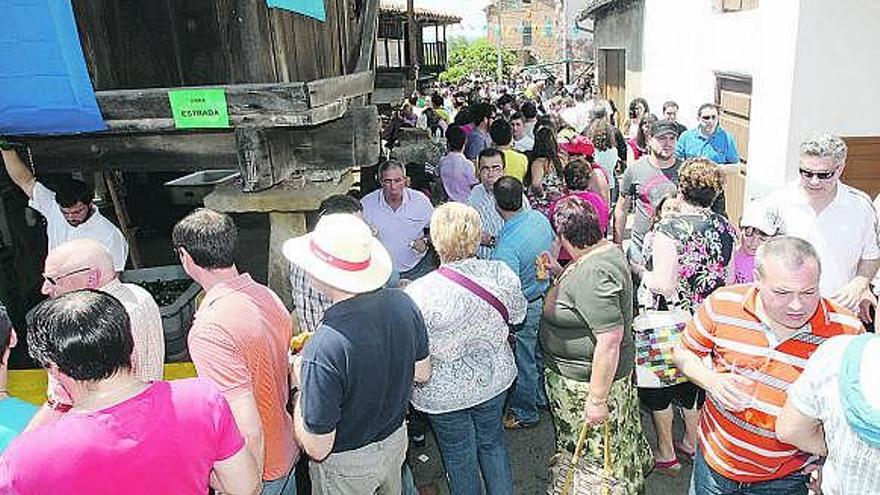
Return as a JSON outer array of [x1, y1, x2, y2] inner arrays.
[[379, 1, 462, 25]]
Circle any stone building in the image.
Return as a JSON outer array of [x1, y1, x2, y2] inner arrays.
[[486, 0, 561, 65]]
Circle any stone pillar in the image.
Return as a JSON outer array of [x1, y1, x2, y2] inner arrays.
[[204, 173, 355, 309]]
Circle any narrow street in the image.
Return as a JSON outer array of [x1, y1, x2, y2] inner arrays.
[[410, 409, 693, 494]]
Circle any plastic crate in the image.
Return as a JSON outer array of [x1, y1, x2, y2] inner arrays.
[[120, 265, 201, 362]]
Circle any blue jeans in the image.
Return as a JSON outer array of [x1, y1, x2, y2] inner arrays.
[[428, 391, 513, 495], [508, 299, 546, 424], [692, 449, 807, 495], [261, 466, 297, 495]]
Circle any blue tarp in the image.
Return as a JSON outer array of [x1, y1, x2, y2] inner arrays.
[[0, 0, 106, 136], [267, 0, 327, 22]]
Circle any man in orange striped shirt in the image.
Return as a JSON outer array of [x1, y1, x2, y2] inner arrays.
[[673, 236, 863, 495]]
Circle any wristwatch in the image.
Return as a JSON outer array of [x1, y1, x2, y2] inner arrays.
[[587, 394, 608, 406], [0, 138, 13, 151]]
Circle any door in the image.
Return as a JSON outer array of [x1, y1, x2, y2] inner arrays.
[[598, 48, 626, 129]]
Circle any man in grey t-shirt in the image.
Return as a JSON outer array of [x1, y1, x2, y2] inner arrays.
[[613, 121, 726, 273], [613, 121, 681, 269]]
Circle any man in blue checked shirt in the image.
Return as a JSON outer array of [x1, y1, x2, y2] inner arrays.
[[492, 177, 555, 429]]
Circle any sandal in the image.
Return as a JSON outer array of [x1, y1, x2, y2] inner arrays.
[[503, 412, 538, 430], [674, 442, 696, 461], [653, 458, 681, 476]]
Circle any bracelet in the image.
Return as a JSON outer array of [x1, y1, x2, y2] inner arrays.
[[587, 394, 608, 406], [0, 138, 12, 151]]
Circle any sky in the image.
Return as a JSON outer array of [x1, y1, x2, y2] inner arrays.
[[417, 0, 491, 40]]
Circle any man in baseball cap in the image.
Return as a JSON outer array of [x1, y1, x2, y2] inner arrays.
[[283, 213, 431, 494]]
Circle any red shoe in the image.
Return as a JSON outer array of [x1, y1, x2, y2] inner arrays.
[[653, 458, 681, 476]]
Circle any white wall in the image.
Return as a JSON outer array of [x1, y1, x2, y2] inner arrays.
[[639, 0, 801, 198], [785, 0, 880, 188]]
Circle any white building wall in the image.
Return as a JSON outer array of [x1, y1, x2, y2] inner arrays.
[[786, 0, 880, 187], [639, 0, 802, 198]]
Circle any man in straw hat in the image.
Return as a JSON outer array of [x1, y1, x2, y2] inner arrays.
[[284, 213, 431, 495]]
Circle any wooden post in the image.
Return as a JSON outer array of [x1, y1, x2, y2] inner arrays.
[[407, 0, 419, 83], [103, 171, 142, 268]]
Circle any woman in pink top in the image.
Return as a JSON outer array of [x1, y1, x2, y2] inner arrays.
[[0, 290, 260, 495], [549, 158, 610, 263]]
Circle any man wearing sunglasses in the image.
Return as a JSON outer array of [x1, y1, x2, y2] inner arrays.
[[757, 133, 880, 315], [675, 103, 741, 165], [0, 144, 128, 271]]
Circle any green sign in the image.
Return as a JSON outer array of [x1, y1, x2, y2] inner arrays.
[[168, 89, 230, 129]]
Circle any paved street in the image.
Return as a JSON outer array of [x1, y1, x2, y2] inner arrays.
[[409, 408, 693, 494]]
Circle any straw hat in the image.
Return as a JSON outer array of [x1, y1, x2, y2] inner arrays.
[[282, 213, 392, 294]]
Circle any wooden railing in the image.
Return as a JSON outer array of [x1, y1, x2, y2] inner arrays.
[[420, 41, 447, 69]]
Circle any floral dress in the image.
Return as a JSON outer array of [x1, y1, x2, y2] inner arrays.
[[649, 212, 736, 312]]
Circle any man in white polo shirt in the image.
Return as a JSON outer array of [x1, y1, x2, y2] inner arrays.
[[361, 160, 434, 282], [759, 133, 880, 312], [0, 144, 128, 271]]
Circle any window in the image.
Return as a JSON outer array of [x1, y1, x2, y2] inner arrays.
[[720, 0, 758, 12], [522, 21, 532, 46], [714, 72, 752, 162], [544, 19, 553, 38], [715, 71, 752, 226]]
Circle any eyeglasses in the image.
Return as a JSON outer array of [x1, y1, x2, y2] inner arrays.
[[742, 227, 770, 239], [380, 177, 406, 186], [700, 115, 718, 121], [798, 168, 837, 180], [42, 266, 90, 286]]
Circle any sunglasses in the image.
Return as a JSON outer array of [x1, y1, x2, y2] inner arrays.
[[798, 168, 837, 180], [700, 115, 718, 121], [42, 266, 90, 286]]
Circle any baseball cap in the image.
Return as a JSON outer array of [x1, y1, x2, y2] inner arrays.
[[651, 120, 678, 137]]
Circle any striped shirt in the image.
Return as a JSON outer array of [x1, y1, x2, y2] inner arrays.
[[188, 273, 297, 480], [681, 284, 863, 483]]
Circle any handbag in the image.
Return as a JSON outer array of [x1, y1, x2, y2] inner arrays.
[[436, 266, 516, 350], [632, 305, 691, 389], [547, 421, 628, 495]]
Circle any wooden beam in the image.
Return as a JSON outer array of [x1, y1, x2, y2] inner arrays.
[[355, 0, 379, 72], [306, 70, 374, 107], [101, 99, 349, 133], [96, 82, 309, 121], [20, 103, 378, 192]]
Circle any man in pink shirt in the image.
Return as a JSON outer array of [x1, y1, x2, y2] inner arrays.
[[174, 208, 297, 494], [0, 290, 259, 494]]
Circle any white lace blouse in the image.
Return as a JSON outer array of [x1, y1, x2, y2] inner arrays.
[[405, 258, 527, 414]]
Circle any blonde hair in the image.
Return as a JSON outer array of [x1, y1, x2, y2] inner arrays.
[[430, 203, 482, 263]]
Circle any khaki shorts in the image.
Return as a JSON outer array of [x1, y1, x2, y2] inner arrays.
[[309, 424, 407, 495]]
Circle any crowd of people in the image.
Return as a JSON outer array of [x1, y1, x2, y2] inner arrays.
[[0, 73, 878, 495]]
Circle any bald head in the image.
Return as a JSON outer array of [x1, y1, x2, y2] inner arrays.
[[42, 239, 116, 298]]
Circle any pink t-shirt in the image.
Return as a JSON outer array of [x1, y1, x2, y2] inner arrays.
[[733, 248, 755, 283], [0, 379, 243, 494], [549, 191, 611, 262]]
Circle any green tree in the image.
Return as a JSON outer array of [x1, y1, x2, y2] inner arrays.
[[439, 38, 517, 84]]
